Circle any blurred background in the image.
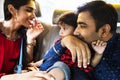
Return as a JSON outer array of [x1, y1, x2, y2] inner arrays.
[[37, 0, 120, 24], [0, 0, 120, 26]]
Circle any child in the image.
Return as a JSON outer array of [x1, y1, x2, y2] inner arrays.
[[29, 11, 107, 80]]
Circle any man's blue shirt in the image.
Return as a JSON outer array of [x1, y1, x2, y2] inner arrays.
[[95, 33, 120, 80]]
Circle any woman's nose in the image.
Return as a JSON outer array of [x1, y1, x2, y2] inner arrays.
[[31, 12, 36, 19]]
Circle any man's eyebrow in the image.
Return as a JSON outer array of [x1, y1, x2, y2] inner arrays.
[[77, 22, 87, 25]]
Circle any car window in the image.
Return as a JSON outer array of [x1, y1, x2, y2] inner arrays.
[[38, 0, 120, 25]]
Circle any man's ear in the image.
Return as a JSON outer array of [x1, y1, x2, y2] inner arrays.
[[8, 4, 17, 17], [98, 24, 111, 38]]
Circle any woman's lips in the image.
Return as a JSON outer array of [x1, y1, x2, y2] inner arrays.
[[28, 19, 36, 27]]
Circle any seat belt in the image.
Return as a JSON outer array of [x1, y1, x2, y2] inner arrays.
[[17, 38, 23, 74]]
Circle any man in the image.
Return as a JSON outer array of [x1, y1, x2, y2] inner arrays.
[[61, 1, 120, 80]]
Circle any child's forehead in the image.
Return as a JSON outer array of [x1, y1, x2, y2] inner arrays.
[[58, 21, 69, 26], [59, 22, 74, 29], [58, 22, 68, 26]]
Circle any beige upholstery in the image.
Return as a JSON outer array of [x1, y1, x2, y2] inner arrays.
[[34, 22, 60, 61], [112, 4, 120, 32], [112, 4, 120, 22], [35, 0, 41, 17]]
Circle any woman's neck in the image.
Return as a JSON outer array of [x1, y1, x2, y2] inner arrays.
[[1, 20, 20, 41]]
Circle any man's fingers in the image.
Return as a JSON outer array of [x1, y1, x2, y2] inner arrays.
[[69, 47, 77, 62], [81, 45, 88, 68], [77, 43, 91, 68], [86, 45, 91, 65], [76, 47, 82, 68]]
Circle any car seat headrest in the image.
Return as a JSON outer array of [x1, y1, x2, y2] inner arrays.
[[52, 9, 69, 24], [112, 4, 120, 22], [35, 0, 41, 17]]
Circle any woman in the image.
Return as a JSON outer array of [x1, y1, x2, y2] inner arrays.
[[0, 0, 44, 77]]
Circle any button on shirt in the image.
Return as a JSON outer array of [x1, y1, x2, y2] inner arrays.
[[95, 33, 120, 80]]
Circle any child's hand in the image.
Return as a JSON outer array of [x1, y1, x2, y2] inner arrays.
[[91, 40, 107, 54], [29, 60, 43, 67], [26, 66, 39, 71], [29, 62, 38, 67]]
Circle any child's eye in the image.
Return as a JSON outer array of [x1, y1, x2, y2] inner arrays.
[[63, 27, 68, 30], [63, 27, 66, 30]]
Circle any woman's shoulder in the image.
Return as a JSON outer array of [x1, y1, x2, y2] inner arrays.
[[0, 21, 3, 31]]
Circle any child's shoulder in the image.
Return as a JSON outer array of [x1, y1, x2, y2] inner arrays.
[[54, 38, 62, 44]]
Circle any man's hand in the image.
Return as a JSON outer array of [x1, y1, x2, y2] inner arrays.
[[61, 35, 91, 68]]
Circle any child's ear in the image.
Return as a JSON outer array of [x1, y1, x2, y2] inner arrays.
[[98, 24, 111, 38], [8, 4, 17, 17]]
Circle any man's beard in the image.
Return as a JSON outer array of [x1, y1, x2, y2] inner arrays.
[[75, 35, 89, 44]]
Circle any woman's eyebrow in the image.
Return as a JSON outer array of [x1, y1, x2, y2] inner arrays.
[[26, 6, 35, 10]]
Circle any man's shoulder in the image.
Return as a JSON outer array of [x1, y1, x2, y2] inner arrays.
[[109, 33, 120, 49], [115, 33, 120, 41], [110, 33, 120, 42]]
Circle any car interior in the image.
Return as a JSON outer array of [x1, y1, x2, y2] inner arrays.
[[0, 0, 120, 65], [33, 1, 120, 61]]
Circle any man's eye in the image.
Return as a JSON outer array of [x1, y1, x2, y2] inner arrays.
[[81, 25, 87, 28], [78, 24, 87, 28]]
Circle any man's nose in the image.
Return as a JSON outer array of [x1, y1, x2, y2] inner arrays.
[[74, 26, 80, 35]]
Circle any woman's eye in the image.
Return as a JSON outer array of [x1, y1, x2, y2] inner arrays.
[[26, 8, 34, 12], [26, 9, 32, 12]]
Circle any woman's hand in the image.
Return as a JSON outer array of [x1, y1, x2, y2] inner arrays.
[[1, 71, 55, 80], [61, 35, 91, 68], [27, 20, 44, 43], [26, 20, 44, 62]]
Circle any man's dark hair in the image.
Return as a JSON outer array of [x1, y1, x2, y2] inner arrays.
[[77, 1, 118, 33]]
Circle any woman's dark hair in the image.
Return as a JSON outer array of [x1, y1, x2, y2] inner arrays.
[[57, 11, 77, 28], [77, 1, 118, 33], [4, 0, 35, 20], [3, 0, 35, 68]]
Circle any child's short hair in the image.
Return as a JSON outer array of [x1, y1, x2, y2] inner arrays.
[[57, 11, 77, 28]]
